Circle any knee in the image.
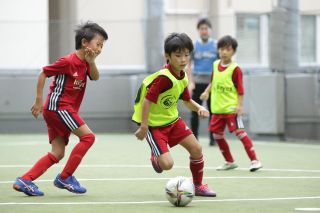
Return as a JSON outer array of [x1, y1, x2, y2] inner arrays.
[[212, 132, 224, 140], [235, 130, 247, 140], [80, 133, 95, 147], [159, 158, 174, 170], [190, 143, 203, 158]]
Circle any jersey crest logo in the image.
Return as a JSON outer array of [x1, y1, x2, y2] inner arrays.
[[160, 95, 175, 109]]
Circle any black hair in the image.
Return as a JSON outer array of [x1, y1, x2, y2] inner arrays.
[[75, 21, 108, 50], [217, 35, 238, 51], [164, 33, 194, 55], [197, 18, 212, 29]]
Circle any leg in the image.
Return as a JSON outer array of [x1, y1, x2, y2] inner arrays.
[[191, 83, 203, 139], [157, 153, 174, 171], [145, 127, 172, 173], [179, 134, 216, 197], [60, 124, 94, 179], [21, 137, 64, 181], [13, 137, 64, 196]]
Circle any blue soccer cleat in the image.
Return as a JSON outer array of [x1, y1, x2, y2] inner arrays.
[[13, 177, 44, 196], [54, 174, 86, 194]]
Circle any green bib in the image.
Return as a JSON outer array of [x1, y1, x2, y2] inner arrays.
[[132, 69, 188, 127], [210, 60, 239, 114]]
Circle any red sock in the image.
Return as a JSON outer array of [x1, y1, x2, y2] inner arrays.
[[190, 155, 204, 186], [236, 131, 257, 161], [22, 152, 58, 181], [213, 133, 234, 163], [60, 133, 95, 180]]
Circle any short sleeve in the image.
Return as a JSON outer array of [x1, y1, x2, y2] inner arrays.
[[180, 87, 191, 101], [232, 67, 244, 95], [145, 76, 173, 103], [42, 57, 70, 77]]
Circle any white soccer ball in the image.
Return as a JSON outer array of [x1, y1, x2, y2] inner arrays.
[[165, 176, 195, 207]]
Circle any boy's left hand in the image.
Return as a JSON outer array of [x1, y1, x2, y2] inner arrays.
[[236, 105, 244, 115], [84, 47, 98, 64], [198, 106, 209, 118]]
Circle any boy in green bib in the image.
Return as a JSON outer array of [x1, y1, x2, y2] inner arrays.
[[132, 33, 216, 197], [200, 35, 262, 172]]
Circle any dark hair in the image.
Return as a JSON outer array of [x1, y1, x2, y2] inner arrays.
[[164, 33, 194, 55], [217, 35, 238, 51], [197, 18, 212, 29], [75, 21, 108, 50]]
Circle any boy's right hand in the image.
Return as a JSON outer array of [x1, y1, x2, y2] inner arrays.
[[200, 91, 209, 101], [31, 98, 43, 119], [134, 125, 148, 141]]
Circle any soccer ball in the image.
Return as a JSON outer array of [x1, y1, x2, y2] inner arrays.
[[165, 176, 195, 207]]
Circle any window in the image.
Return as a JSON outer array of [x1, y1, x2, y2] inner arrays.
[[300, 15, 316, 64], [236, 14, 268, 66]]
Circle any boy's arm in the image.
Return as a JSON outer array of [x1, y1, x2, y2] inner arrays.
[[236, 94, 244, 115], [183, 99, 209, 118], [134, 98, 151, 140], [199, 82, 212, 101], [85, 47, 99, 81], [31, 71, 47, 119]]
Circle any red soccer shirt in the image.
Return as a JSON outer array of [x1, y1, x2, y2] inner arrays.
[[43, 53, 91, 112]]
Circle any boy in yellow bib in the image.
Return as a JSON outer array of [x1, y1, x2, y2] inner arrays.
[[133, 33, 216, 196], [200, 35, 262, 172]]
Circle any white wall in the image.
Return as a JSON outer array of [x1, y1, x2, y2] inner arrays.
[[0, 0, 48, 69], [75, 0, 146, 69]]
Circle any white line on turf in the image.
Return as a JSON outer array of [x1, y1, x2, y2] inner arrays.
[[1, 164, 320, 173], [295, 208, 320, 211], [0, 196, 319, 205], [2, 176, 320, 184]]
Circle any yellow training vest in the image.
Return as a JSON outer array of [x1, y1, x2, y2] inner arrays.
[[210, 60, 239, 114], [132, 69, 188, 127]]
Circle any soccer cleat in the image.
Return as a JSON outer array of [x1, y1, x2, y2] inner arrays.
[[195, 184, 217, 197], [250, 160, 263, 172], [150, 154, 163, 173], [13, 177, 44, 196], [54, 174, 86, 194], [217, 162, 238, 171]]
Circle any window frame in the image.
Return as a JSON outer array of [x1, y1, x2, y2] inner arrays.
[[235, 13, 269, 69]]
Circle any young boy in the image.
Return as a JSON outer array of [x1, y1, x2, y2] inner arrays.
[[13, 22, 108, 196], [200, 35, 262, 172], [132, 33, 216, 197]]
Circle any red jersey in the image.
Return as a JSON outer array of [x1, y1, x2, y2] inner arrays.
[[146, 64, 191, 103], [43, 53, 91, 112], [210, 62, 244, 95]]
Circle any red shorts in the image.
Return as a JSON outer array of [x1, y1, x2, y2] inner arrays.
[[43, 109, 85, 144], [209, 114, 244, 133], [146, 118, 193, 156]]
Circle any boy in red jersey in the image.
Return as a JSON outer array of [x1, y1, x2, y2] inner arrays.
[[200, 35, 262, 172], [13, 22, 108, 196], [133, 33, 216, 197]]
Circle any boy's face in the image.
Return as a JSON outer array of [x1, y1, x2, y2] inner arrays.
[[166, 48, 190, 72], [218, 45, 235, 62], [198, 24, 210, 41], [82, 34, 105, 56]]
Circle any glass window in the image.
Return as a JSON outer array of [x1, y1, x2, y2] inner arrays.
[[236, 15, 261, 64], [300, 15, 316, 63]]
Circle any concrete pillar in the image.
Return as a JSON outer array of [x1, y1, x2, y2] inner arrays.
[[49, 0, 77, 63], [269, 0, 299, 72], [144, 0, 164, 73]]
